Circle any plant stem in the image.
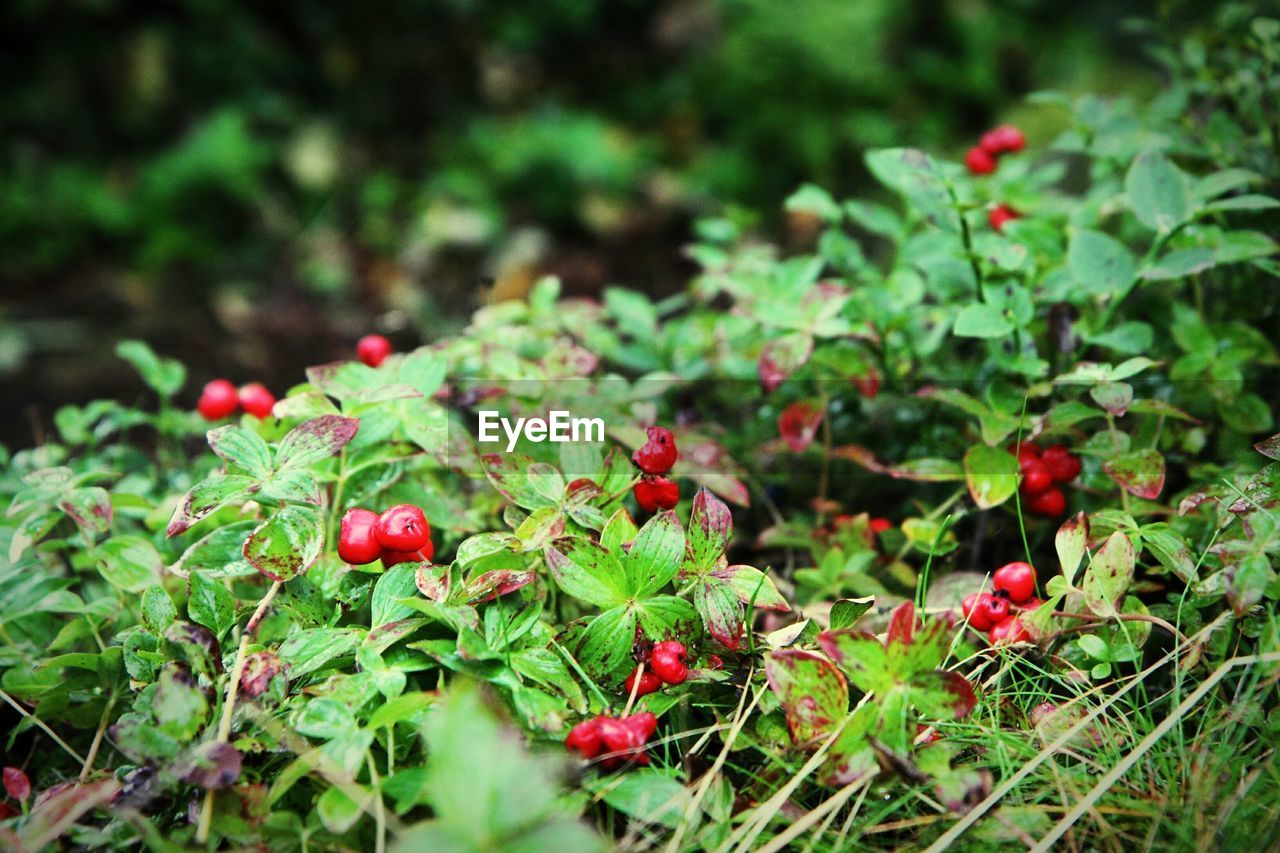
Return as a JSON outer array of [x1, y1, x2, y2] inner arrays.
[[79, 693, 116, 781], [0, 687, 86, 765], [196, 579, 283, 844], [366, 753, 387, 853], [621, 661, 645, 718]]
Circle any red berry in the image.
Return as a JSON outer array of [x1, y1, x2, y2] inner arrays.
[[870, 517, 892, 534], [980, 124, 1026, 155], [652, 640, 686, 658], [565, 717, 604, 759], [624, 667, 662, 698], [238, 383, 276, 419], [381, 543, 434, 567], [962, 593, 995, 631], [989, 615, 1030, 645], [338, 508, 383, 565], [993, 562, 1036, 604], [197, 379, 239, 421], [1016, 597, 1044, 611], [1019, 459, 1054, 496], [375, 505, 431, 552], [988, 204, 1020, 233], [1025, 486, 1066, 517], [632, 426, 678, 475], [597, 717, 649, 769], [965, 146, 997, 175], [356, 334, 392, 367], [1040, 445, 1081, 483], [1011, 442, 1041, 463], [623, 711, 658, 741], [650, 650, 688, 685], [634, 476, 679, 512], [3, 767, 31, 802]]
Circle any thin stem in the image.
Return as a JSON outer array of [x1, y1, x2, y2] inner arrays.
[[1049, 610, 1191, 646], [197, 580, 283, 844], [0, 687, 86, 765], [79, 693, 117, 780], [621, 661, 645, 718], [366, 754, 387, 853]]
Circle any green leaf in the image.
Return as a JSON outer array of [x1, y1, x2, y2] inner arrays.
[[141, 585, 177, 634], [116, 340, 185, 398], [278, 627, 365, 678], [1055, 512, 1088, 586], [576, 606, 636, 679], [1102, 449, 1165, 499], [599, 508, 639, 554], [1140, 524, 1197, 583], [275, 416, 361, 470], [207, 425, 272, 478], [544, 539, 628, 609], [626, 511, 685, 597], [243, 505, 324, 582], [317, 785, 371, 834], [818, 629, 890, 694], [1090, 381, 1133, 417], [908, 671, 976, 720], [758, 332, 815, 393], [785, 183, 842, 223], [695, 579, 745, 650], [1126, 150, 1193, 232], [95, 535, 163, 592], [634, 595, 698, 640], [456, 532, 518, 567], [766, 649, 849, 746], [1068, 229, 1137, 294], [188, 572, 236, 639], [173, 521, 258, 579], [482, 454, 559, 510], [953, 303, 1013, 339], [963, 444, 1019, 509], [372, 563, 422, 628], [595, 770, 687, 829], [294, 697, 357, 740], [1203, 194, 1280, 213], [718, 565, 789, 611], [1077, 633, 1108, 660], [829, 597, 874, 631], [258, 468, 322, 505], [1081, 532, 1135, 618], [166, 475, 258, 537], [864, 148, 960, 233]]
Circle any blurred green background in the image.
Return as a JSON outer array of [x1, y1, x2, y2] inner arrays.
[[0, 0, 1205, 444]]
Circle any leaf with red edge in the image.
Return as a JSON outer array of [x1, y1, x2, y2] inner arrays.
[[1255, 433, 1280, 460], [1229, 463, 1280, 514], [687, 487, 733, 573], [416, 564, 451, 602], [58, 487, 113, 536], [885, 600, 916, 648], [465, 570, 535, 603], [1081, 531, 1135, 618], [765, 649, 849, 745], [818, 629, 890, 694], [714, 564, 790, 611], [243, 505, 323, 582], [778, 401, 825, 453], [275, 416, 360, 470], [3, 767, 30, 801], [1090, 381, 1133, 417], [758, 332, 814, 393], [909, 671, 977, 720], [1103, 449, 1165, 499], [480, 453, 558, 510], [17, 778, 120, 851], [696, 579, 745, 650], [1055, 512, 1089, 586], [166, 476, 258, 537]]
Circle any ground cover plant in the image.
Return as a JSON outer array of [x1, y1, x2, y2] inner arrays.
[[2, 6, 1280, 851]]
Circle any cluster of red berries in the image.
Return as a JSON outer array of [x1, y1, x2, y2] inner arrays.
[[632, 426, 679, 512], [961, 561, 1040, 644], [338, 504, 434, 567], [564, 711, 658, 770], [622, 640, 689, 697], [1013, 442, 1081, 517], [356, 334, 393, 367], [965, 124, 1026, 176], [197, 379, 276, 421]]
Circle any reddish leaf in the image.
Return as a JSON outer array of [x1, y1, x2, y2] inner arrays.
[[19, 779, 120, 851], [275, 416, 360, 470], [1102, 449, 1166, 499], [765, 649, 849, 745], [696, 579, 745, 650], [758, 333, 814, 393], [885, 601, 916, 648], [416, 564, 451, 602], [1255, 433, 1280, 460], [176, 742, 242, 790], [778, 401, 825, 453], [687, 487, 733, 573], [240, 652, 282, 698], [909, 671, 977, 720], [3, 767, 30, 802], [466, 570, 535, 603], [1228, 463, 1280, 514]]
